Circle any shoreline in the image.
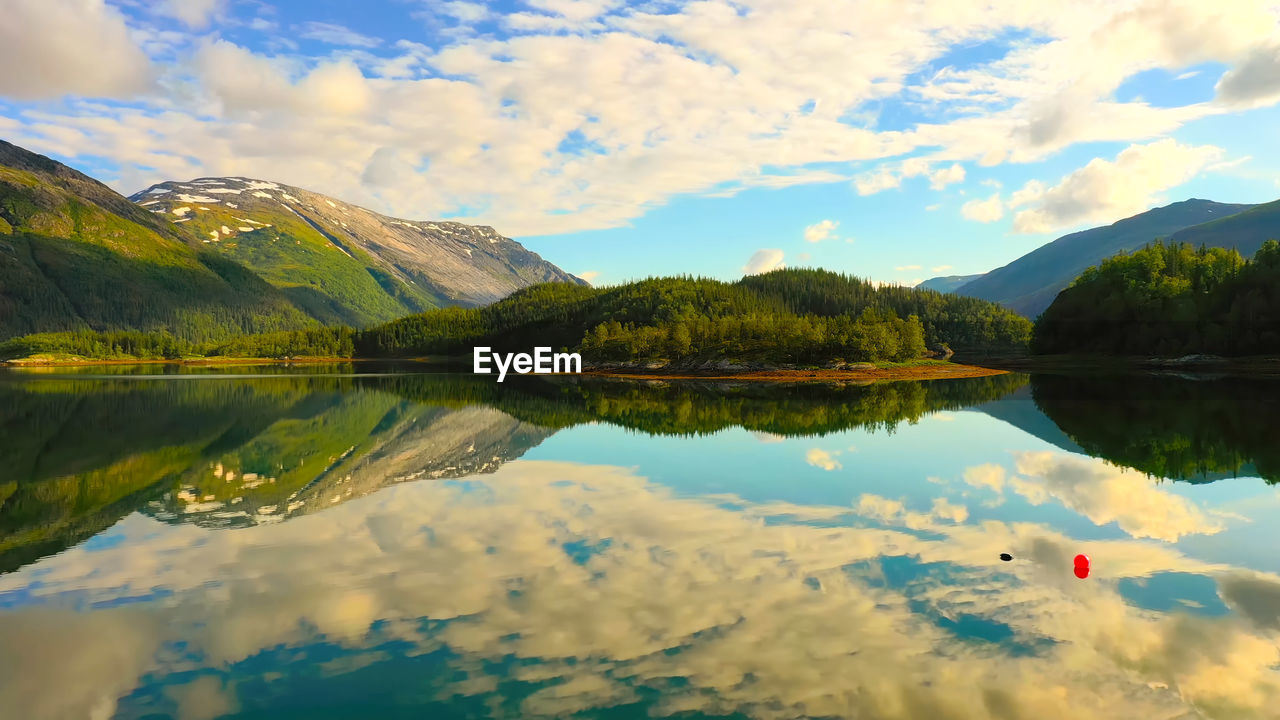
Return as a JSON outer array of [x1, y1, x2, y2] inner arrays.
[[1, 355, 1007, 382], [960, 354, 1280, 376], [0, 356, 356, 368], [9, 351, 1280, 379], [579, 363, 1007, 382]]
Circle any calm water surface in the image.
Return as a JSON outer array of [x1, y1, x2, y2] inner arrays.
[[1, 366, 1279, 719]]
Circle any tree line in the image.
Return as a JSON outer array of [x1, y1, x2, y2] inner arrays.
[[360, 270, 1030, 363], [1033, 239, 1280, 356], [4, 270, 1031, 364]]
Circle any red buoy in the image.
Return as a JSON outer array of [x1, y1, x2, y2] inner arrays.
[[1073, 553, 1090, 579]]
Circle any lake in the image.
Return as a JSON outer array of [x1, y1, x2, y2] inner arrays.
[[2, 366, 1279, 719]]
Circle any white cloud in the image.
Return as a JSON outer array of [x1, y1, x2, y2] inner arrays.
[[803, 219, 839, 243], [299, 22, 383, 48], [855, 161, 964, 195], [577, 270, 600, 283], [438, 1, 492, 23], [852, 167, 902, 196], [928, 163, 966, 190], [961, 192, 1004, 223], [193, 42, 374, 117], [5, 0, 1280, 238], [0, 0, 153, 100], [1007, 180, 1045, 209], [805, 448, 842, 471], [527, 0, 621, 23], [159, 0, 224, 28], [248, 17, 278, 32], [931, 264, 953, 272], [1012, 139, 1222, 234], [1176, 70, 1200, 80], [963, 463, 1007, 493], [894, 264, 922, 271], [743, 249, 784, 276], [1216, 43, 1280, 108]]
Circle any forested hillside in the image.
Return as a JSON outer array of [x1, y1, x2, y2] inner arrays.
[[359, 270, 1031, 364], [1167, 199, 1280, 258], [1033, 240, 1280, 356], [0, 140, 586, 342], [0, 140, 314, 341], [738, 269, 1032, 351], [952, 199, 1255, 317], [3, 270, 1033, 364]]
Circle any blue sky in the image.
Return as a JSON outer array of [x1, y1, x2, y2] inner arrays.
[[3, 0, 1280, 287]]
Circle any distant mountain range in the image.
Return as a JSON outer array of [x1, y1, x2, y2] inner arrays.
[[921, 199, 1271, 318], [0, 140, 582, 341]]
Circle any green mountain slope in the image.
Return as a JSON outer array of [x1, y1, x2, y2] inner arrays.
[[1167, 199, 1280, 257], [130, 177, 586, 325], [954, 199, 1255, 318], [1032, 240, 1280, 357], [916, 273, 984, 294], [0, 140, 314, 341]]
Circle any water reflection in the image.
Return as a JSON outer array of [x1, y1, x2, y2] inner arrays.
[[0, 372, 1026, 567], [1, 460, 1278, 719], [0, 369, 1279, 719], [962, 452, 1225, 542], [1030, 374, 1280, 484]]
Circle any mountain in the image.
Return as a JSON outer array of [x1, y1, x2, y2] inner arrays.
[[0, 140, 313, 341], [0, 375, 554, 563], [157, 404, 554, 528], [917, 273, 983, 294], [953, 199, 1256, 318], [1167, 199, 1280, 257], [130, 177, 585, 326]]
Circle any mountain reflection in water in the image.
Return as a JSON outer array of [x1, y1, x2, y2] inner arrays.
[[0, 367, 1278, 720]]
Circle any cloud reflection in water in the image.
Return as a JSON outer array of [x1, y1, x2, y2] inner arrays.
[[0, 456, 1277, 719]]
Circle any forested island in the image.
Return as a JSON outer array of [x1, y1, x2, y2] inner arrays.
[[0, 269, 1032, 371]]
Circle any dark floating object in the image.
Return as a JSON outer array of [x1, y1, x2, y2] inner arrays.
[[999, 553, 1013, 561]]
